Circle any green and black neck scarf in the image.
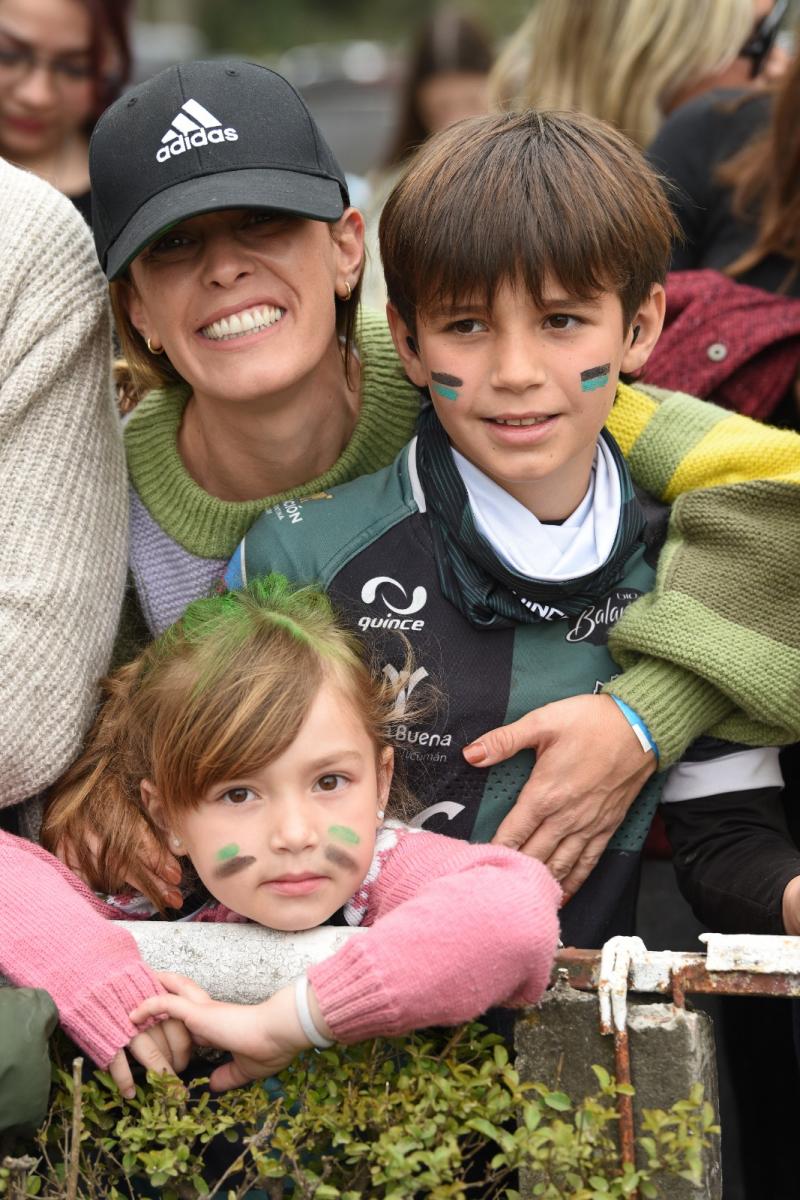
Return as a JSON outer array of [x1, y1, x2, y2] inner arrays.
[[414, 405, 646, 629]]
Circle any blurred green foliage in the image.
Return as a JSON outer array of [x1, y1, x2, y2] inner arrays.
[[195, 0, 532, 56]]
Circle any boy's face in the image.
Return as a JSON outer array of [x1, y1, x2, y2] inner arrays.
[[389, 277, 664, 521]]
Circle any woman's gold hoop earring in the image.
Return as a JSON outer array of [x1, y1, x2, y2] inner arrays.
[[340, 281, 352, 302], [146, 337, 164, 356]]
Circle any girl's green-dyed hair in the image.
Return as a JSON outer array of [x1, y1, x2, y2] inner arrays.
[[43, 576, 415, 907]]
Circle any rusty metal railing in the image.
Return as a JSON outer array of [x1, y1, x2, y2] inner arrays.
[[550, 934, 800, 1193]]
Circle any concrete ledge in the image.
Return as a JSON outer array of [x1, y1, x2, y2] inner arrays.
[[121, 922, 363, 1003]]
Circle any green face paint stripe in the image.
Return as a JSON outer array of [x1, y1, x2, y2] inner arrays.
[[431, 372, 462, 402], [216, 843, 240, 861], [580, 363, 611, 391], [433, 384, 459, 402], [328, 825, 360, 845]]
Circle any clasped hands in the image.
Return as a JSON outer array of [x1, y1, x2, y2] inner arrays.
[[112, 970, 329, 1096]]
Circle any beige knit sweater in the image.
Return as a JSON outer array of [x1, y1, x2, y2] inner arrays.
[[0, 161, 127, 819]]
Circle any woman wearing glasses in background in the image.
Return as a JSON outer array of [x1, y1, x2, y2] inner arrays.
[[0, 0, 131, 224], [490, 0, 787, 148]]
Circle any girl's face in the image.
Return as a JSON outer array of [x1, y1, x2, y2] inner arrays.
[[0, 0, 95, 161], [124, 206, 364, 408], [146, 681, 393, 931]]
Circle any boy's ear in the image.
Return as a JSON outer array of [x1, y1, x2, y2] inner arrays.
[[140, 780, 185, 853], [620, 284, 666, 376], [386, 304, 429, 389]]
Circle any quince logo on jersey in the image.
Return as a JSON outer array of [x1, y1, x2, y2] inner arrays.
[[156, 99, 238, 162], [358, 576, 428, 632]]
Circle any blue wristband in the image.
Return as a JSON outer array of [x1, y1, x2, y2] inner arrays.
[[609, 696, 659, 763]]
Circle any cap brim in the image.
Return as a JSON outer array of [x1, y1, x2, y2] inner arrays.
[[104, 167, 345, 279]]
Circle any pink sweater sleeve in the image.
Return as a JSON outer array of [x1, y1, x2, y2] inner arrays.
[[0, 830, 164, 1066], [307, 831, 561, 1043]]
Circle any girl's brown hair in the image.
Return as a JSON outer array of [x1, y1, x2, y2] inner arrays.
[[42, 576, 414, 907], [717, 53, 800, 287]]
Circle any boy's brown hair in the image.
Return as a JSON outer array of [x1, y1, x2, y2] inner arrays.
[[379, 109, 678, 331]]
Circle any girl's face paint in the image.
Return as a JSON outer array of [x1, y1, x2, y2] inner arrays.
[[431, 370, 463, 402], [171, 682, 392, 932], [580, 363, 611, 392], [328, 824, 360, 845], [325, 844, 359, 870], [215, 854, 257, 879]]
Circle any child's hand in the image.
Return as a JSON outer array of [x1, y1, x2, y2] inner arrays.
[[782, 877, 800, 935], [130, 971, 314, 1091], [108, 1016, 193, 1098], [55, 826, 184, 910]]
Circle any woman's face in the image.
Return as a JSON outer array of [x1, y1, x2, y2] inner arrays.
[[125, 207, 364, 407], [0, 0, 95, 161], [416, 70, 489, 136]]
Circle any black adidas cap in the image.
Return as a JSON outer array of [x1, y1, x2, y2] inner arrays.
[[90, 59, 349, 280]]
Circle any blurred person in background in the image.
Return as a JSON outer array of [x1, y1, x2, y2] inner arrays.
[[0, 0, 132, 223], [490, 0, 783, 148], [361, 8, 493, 310], [649, 16, 798, 304]]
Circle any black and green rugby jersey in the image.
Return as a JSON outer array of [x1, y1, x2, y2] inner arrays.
[[225, 439, 677, 946]]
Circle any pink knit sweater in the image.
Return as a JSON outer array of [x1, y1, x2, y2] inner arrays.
[[0, 828, 561, 1065], [0, 831, 164, 1067]]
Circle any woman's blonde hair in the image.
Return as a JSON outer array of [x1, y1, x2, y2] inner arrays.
[[42, 576, 416, 907], [490, 0, 756, 147]]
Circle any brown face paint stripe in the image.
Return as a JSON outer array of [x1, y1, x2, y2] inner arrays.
[[325, 845, 359, 870], [431, 372, 463, 387], [215, 855, 257, 879], [580, 363, 611, 382]]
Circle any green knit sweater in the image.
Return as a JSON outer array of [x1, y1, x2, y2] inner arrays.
[[125, 309, 420, 558]]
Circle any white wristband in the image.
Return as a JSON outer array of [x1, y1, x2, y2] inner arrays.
[[294, 974, 335, 1049]]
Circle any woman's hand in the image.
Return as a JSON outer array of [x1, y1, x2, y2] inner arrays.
[[782, 877, 800, 936], [464, 693, 656, 899], [130, 972, 315, 1091], [108, 1016, 193, 1098], [55, 826, 184, 910]]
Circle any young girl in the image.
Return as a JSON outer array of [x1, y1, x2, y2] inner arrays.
[[43, 576, 561, 1092]]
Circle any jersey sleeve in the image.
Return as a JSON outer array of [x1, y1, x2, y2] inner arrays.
[[660, 741, 794, 934]]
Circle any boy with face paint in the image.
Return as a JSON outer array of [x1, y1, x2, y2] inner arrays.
[[227, 110, 791, 947]]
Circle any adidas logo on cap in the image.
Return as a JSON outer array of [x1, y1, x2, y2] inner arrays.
[[156, 98, 238, 163]]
